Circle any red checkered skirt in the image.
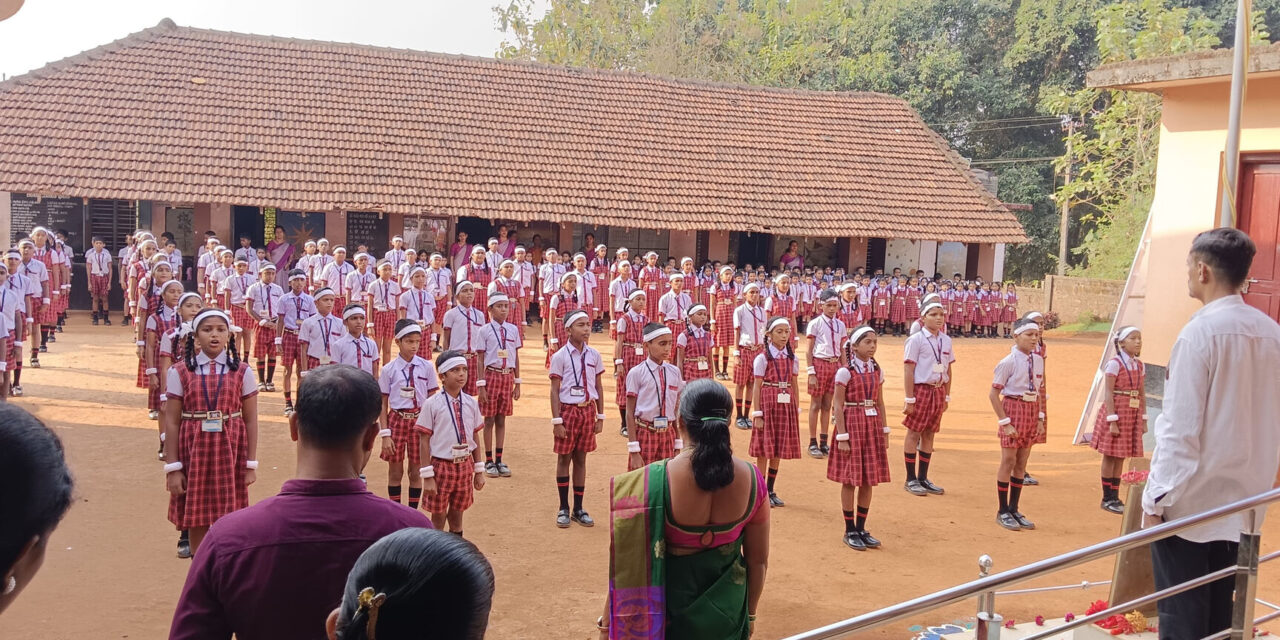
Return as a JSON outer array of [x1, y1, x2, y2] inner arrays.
[[711, 291, 736, 345], [999, 396, 1040, 449], [0, 337, 9, 371], [89, 274, 111, 297], [167, 367, 251, 530], [381, 410, 422, 466], [424, 457, 475, 513], [681, 356, 713, 382], [905, 295, 920, 320], [254, 324, 278, 358], [630, 421, 677, 470], [963, 299, 978, 324], [749, 385, 801, 459], [481, 368, 515, 417], [810, 358, 839, 398], [827, 406, 890, 486], [1091, 371, 1145, 457], [34, 297, 55, 325], [372, 309, 398, 339], [229, 306, 253, 333], [1001, 300, 1018, 324], [462, 353, 480, 396], [663, 320, 685, 362], [280, 329, 302, 367], [872, 295, 889, 320], [554, 403, 598, 454], [889, 294, 907, 324], [733, 347, 762, 387], [903, 384, 947, 433]]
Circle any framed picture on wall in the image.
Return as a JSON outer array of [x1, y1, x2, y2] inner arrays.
[[404, 215, 450, 256]]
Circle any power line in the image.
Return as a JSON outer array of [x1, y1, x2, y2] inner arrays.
[[969, 156, 1059, 166], [926, 115, 1062, 127]]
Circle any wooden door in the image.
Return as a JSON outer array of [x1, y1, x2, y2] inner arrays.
[[1238, 162, 1280, 321]]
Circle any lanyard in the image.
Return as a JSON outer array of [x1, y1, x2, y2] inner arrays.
[[294, 296, 302, 321], [445, 393, 467, 444], [401, 363, 415, 390], [1026, 353, 1036, 392], [1116, 352, 1136, 388], [199, 359, 227, 410], [748, 305, 763, 342], [353, 337, 372, 370], [646, 361, 668, 417], [265, 286, 274, 316], [320, 316, 334, 354], [926, 333, 943, 367], [769, 345, 789, 381], [416, 289, 427, 318], [852, 358, 873, 402], [491, 322, 508, 362], [825, 314, 839, 352], [382, 280, 392, 305], [568, 346, 588, 392]]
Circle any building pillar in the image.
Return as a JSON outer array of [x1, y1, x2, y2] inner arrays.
[[669, 230, 697, 261], [844, 236, 868, 271], [993, 243, 1006, 282], [151, 202, 167, 237], [707, 230, 730, 263], [977, 243, 997, 281], [0, 192, 10, 247], [325, 211, 346, 248], [210, 203, 232, 242], [918, 240, 938, 276]]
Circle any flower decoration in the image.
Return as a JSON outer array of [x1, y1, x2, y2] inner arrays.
[[1085, 600, 1109, 616], [1064, 613, 1075, 622], [1120, 470, 1149, 485], [1004, 619, 1016, 629], [1035, 615, 1045, 626]]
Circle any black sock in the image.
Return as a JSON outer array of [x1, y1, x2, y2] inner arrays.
[[904, 452, 918, 482], [1101, 476, 1111, 501], [918, 451, 932, 481], [495, 447, 504, 463], [266, 357, 276, 382], [766, 467, 778, 493], [735, 398, 744, 419], [485, 450, 494, 463], [721, 353, 729, 373], [809, 438, 818, 448], [1009, 477, 1024, 512], [843, 510, 856, 534], [557, 476, 570, 510], [856, 505, 869, 532], [11, 369, 20, 386], [407, 487, 422, 509], [452, 530, 463, 537], [284, 391, 293, 404], [997, 481, 1009, 512], [743, 398, 752, 418], [573, 485, 585, 512], [40, 328, 48, 346], [820, 433, 829, 448], [619, 408, 626, 425], [388, 485, 402, 504], [256, 361, 266, 380], [1109, 477, 1122, 501]]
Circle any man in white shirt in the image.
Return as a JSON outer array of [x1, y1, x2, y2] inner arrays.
[[1143, 228, 1280, 638]]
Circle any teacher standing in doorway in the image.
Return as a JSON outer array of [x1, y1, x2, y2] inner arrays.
[[266, 225, 295, 271], [779, 241, 803, 271]]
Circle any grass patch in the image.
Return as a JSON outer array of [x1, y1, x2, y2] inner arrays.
[[1053, 320, 1112, 333]]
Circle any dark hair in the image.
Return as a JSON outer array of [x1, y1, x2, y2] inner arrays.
[[678, 379, 735, 491], [436, 349, 463, 370], [843, 326, 880, 372], [641, 322, 666, 342], [91, 236, 104, 244], [184, 311, 241, 371], [274, 225, 286, 233], [394, 319, 421, 340], [1191, 228, 1255, 288], [336, 528, 494, 640], [0, 405, 73, 574], [287, 268, 305, 279], [295, 365, 383, 449], [239, 234, 252, 242], [819, 287, 838, 302]]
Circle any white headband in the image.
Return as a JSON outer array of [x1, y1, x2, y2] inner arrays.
[[922, 293, 941, 304], [840, 282, 858, 292], [234, 257, 248, 264], [644, 326, 672, 342], [687, 304, 707, 318], [920, 302, 944, 317], [1025, 311, 1044, 321], [617, 247, 629, 255], [455, 281, 474, 294], [161, 280, 184, 293], [743, 283, 760, 293], [355, 253, 372, 262], [289, 273, 307, 282], [668, 272, 684, 282], [343, 306, 366, 320], [178, 292, 202, 307], [488, 293, 509, 307], [560, 271, 578, 285], [333, 246, 347, 254], [408, 266, 427, 277], [395, 323, 423, 340], [193, 309, 233, 331], [768, 317, 790, 332], [392, 236, 403, 242], [850, 326, 876, 345], [438, 356, 468, 374], [573, 253, 586, 261], [260, 263, 277, 272], [500, 260, 515, 269], [774, 273, 790, 284], [472, 246, 486, 254], [313, 287, 335, 299], [626, 289, 646, 302], [645, 251, 658, 259], [595, 244, 607, 252], [430, 253, 443, 260], [1116, 326, 1140, 342], [304, 240, 317, 247], [563, 309, 589, 328], [681, 257, 693, 265], [1014, 322, 1039, 336], [718, 266, 733, 276]]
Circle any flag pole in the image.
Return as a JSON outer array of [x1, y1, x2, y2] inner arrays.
[[1219, 0, 1251, 228]]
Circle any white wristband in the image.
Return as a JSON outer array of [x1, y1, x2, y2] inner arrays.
[[750, 411, 764, 418], [378, 429, 392, 438], [674, 438, 684, 450], [614, 358, 624, 365], [997, 417, 1012, 426], [14, 342, 22, 347], [806, 366, 816, 376], [159, 393, 168, 402], [299, 370, 309, 377], [1038, 412, 1046, 419], [596, 413, 607, 420], [513, 378, 522, 384], [835, 432, 851, 442], [163, 461, 184, 473], [474, 462, 486, 474], [24, 319, 32, 324], [245, 460, 259, 470], [549, 338, 559, 344], [366, 322, 374, 328], [475, 379, 486, 387], [52, 291, 59, 296], [609, 320, 617, 325], [627, 441, 642, 453], [136, 340, 146, 346], [551, 417, 564, 425], [259, 319, 268, 326], [145, 367, 158, 375], [1106, 414, 1119, 422], [903, 397, 916, 404], [274, 337, 283, 345], [419, 465, 435, 479], [945, 395, 952, 403]]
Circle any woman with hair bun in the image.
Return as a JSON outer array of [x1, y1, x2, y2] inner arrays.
[[601, 378, 771, 639]]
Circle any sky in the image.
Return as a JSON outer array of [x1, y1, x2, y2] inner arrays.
[[0, 0, 547, 80]]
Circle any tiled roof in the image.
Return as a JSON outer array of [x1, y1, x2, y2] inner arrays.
[[0, 19, 1026, 242]]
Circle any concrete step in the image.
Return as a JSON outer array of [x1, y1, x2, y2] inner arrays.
[[909, 617, 1159, 640]]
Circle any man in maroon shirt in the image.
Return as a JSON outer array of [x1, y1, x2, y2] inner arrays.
[[170, 365, 431, 640]]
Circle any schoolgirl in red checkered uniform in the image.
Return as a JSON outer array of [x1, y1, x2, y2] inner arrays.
[[30, 228, 61, 347], [441, 282, 486, 396], [676, 305, 714, 382], [636, 252, 665, 321], [3, 251, 35, 397], [144, 281, 185, 418], [750, 317, 801, 508], [366, 262, 402, 366], [126, 239, 157, 324], [488, 260, 523, 324], [989, 319, 1046, 531], [414, 350, 485, 532], [549, 309, 605, 528], [52, 237, 72, 325], [902, 301, 954, 497], [658, 273, 692, 362], [1090, 326, 1145, 514], [0, 263, 20, 399], [477, 293, 521, 478], [545, 272, 582, 368], [871, 278, 891, 332], [976, 285, 994, 336], [136, 259, 175, 388], [163, 308, 260, 555], [962, 283, 979, 336], [608, 248, 631, 283], [904, 278, 922, 321], [678, 258, 700, 308], [838, 283, 860, 329], [805, 289, 846, 457], [829, 326, 890, 550], [157, 292, 204, 457], [708, 267, 740, 380], [379, 319, 440, 510], [888, 277, 909, 334], [608, 263, 637, 341], [941, 283, 960, 336], [765, 274, 799, 344], [624, 323, 684, 470], [589, 246, 611, 322], [612, 291, 649, 425], [459, 246, 493, 321], [1001, 284, 1019, 337]]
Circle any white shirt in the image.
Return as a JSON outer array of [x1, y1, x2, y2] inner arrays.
[[279, 291, 317, 331], [298, 313, 344, 360], [165, 351, 259, 398], [346, 269, 376, 303], [676, 325, 715, 350], [549, 341, 604, 404], [479, 321, 521, 369], [332, 333, 380, 376], [1143, 295, 1280, 542], [659, 290, 692, 323], [414, 390, 483, 460], [516, 261, 535, 289], [539, 263, 565, 295], [752, 343, 799, 377], [399, 287, 436, 323], [245, 282, 285, 319], [86, 248, 113, 276], [573, 269, 597, 309], [427, 267, 453, 301], [443, 304, 486, 352], [834, 357, 884, 387], [733, 304, 766, 348], [165, 249, 182, 273], [903, 329, 955, 385], [220, 272, 255, 305], [991, 347, 1045, 398], [366, 278, 401, 311], [805, 314, 847, 359], [319, 261, 353, 297], [384, 248, 407, 272], [609, 277, 637, 314], [379, 355, 440, 411], [625, 358, 684, 423]]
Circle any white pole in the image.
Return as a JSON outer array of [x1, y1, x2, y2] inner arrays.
[[1219, 0, 1251, 228]]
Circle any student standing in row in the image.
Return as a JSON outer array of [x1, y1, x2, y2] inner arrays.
[[548, 310, 604, 528], [378, 320, 440, 511], [1090, 326, 1145, 514], [86, 236, 114, 325], [613, 289, 649, 435], [277, 270, 317, 417], [989, 319, 1045, 531], [624, 323, 684, 470], [708, 266, 739, 380], [902, 303, 953, 497], [245, 264, 283, 392], [676, 304, 714, 383], [442, 281, 486, 397], [805, 289, 845, 458], [333, 305, 380, 378], [297, 288, 341, 374], [367, 261, 401, 366], [829, 326, 889, 550], [415, 350, 486, 535], [478, 293, 521, 478], [750, 317, 800, 508], [733, 283, 766, 429]]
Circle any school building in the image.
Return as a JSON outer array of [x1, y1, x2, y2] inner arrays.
[[0, 19, 1026, 308]]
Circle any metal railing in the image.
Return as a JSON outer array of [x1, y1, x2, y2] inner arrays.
[[783, 486, 1280, 640]]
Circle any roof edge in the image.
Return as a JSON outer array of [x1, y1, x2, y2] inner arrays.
[[0, 18, 178, 92], [1087, 41, 1280, 91]]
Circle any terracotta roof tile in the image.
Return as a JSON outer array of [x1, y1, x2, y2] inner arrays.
[[0, 19, 1026, 242]]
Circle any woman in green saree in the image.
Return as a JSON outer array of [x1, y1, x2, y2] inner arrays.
[[600, 379, 771, 639]]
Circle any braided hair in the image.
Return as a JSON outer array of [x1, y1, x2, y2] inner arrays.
[[762, 315, 795, 363], [844, 325, 880, 373], [183, 311, 241, 371]]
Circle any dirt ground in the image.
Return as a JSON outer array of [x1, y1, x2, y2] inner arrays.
[[3, 313, 1278, 639]]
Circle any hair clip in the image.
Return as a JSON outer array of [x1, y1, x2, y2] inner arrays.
[[356, 587, 388, 639]]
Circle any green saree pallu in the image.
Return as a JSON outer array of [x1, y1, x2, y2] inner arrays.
[[609, 461, 750, 640]]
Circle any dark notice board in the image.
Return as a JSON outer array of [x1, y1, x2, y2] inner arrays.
[[10, 194, 86, 254], [346, 211, 387, 256]]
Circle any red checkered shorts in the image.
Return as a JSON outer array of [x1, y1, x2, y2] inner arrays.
[[381, 409, 422, 467], [229, 306, 252, 333], [424, 456, 475, 514], [481, 367, 515, 417], [1090, 401, 1145, 458], [34, 298, 55, 325], [748, 386, 801, 459], [89, 274, 111, 297], [630, 420, 677, 470], [462, 353, 480, 396], [0, 337, 9, 371], [254, 325, 278, 359], [827, 407, 890, 486], [809, 358, 839, 398], [7, 334, 20, 372], [733, 347, 762, 387], [999, 396, 1040, 449], [280, 329, 302, 367], [903, 384, 947, 433], [554, 404, 597, 455], [372, 309, 397, 340], [433, 301, 448, 325]]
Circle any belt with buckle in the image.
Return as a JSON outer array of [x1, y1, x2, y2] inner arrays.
[[740, 345, 763, 351], [571, 401, 596, 408], [486, 366, 515, 374], [282, 328, 299, 334], [687, 356, 708, 361], [1005, 395, 1037, 403], [1113, 390, 1140, 397], [622, 342, 643, 349], [819, 357, 839, 363], [182, 411, 243, 419], [433, 456, 469, 465], [762, 382, 790, 389], [392, 409, 421, 420], [636, 419, 670, 432], [859, 399, 876, 407]]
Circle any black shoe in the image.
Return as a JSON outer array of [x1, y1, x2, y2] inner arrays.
[[620, 426, 629, 438], [736, 417, 751, 430], [571, 509, 595, 527], [860, 530, 882, 549], [123, 316, 131, 326], [1023, 474, 1039, 486], [997, 511, 1022, 531], [104, 317, 112, 326], [484, 462, 499, 478], [1101, 499, 1125, 514], [918, 479, 945, 495], [556, 508, 571, 528], [1012, 512, 1035, 530], [843, 531, 866, 550], [92, 316, 99, 326], [807, 443, 824, 458], [38, 345, 47, 353], [904, 480, 928, 496], [768, 492, 784, 508], [820, 444, 830, 456], [177, 533, 192, 559]]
